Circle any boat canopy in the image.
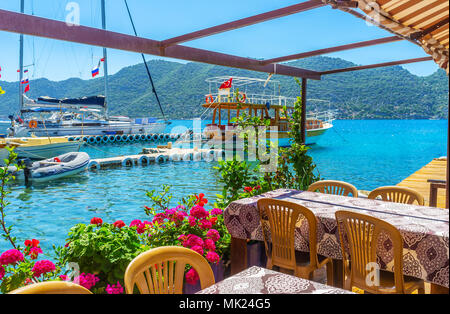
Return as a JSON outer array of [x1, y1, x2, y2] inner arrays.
[[37, 96, 106, 107]]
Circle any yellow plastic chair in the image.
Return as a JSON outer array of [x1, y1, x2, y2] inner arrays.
[[308, 180, 358, 197], [124, 246, 215, 294], [368, 186, 424, 205], [257, 198, 333, 283], [9, 281, 92, 294], [335, 210, 425, 294]]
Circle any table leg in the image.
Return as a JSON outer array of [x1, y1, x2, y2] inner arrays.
[[231, 237, 247, 275], [430, 283, 449, 294], [331, 259, 343, 288]]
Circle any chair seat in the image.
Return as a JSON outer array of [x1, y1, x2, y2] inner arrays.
[[362, 270, 424, 294]]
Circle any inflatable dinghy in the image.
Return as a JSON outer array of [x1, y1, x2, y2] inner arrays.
[[27, 152, 90, 183]]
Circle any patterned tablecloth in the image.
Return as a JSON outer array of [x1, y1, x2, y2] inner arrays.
[[224, 189, 449, 288], [197, 266, 354, 294]]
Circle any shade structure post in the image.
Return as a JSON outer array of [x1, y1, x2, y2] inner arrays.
[[301, 78, 307, 145], [447, 99, 449, 209]]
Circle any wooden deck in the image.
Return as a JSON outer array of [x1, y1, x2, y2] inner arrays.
[[397, 157, 447, 208]]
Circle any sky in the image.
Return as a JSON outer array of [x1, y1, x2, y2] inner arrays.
[[0, 0, 440, 83]]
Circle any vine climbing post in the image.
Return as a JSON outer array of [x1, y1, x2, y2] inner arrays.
[[301, 78, 307, 145]]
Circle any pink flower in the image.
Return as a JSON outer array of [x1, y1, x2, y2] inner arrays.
[[32, 260, 56, 278], [184, 234, 204, 248], [129, 219, 142, 228], [206, 251, 220, 264], [113, 220, 126, 229], [188, 216, 196, 227], [190, 205, 209, 219], [0, 249, 24, 266], [211, 208, 223, 215], [59, 275, 68, 281], [204, 239, 216, 251], [199, 219, 212, 230], [0, 265, 5, 280], [106, 281, 124, 294], [90, 217, 103, 226], [191, 245, 204, 256], [206, 229, 220, 242], [185, 268, 199, 285], [75, 273, 99, 290]]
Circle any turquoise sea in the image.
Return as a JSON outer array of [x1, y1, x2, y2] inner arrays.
[[0, 119, 447, 253]]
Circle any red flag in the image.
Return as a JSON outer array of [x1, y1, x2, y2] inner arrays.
[[219, 78, 233, 89], [100, 57, 105, 62], [24, 84, 30, 93]]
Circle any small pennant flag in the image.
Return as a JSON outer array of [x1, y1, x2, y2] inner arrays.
[[219, 78, 233, 89], [92, 66, 100, 78], [0, 86, 5, 95], [24, 69, 29, 73], [24, 84, 30, 93], [100, 57, 105, 62], [21, 78, 29, 84]]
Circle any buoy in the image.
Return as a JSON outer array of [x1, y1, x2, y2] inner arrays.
[[146, 134, 153, 141], [102, 136, 109, 143], [202, 150, 215, 162], [109, 135, 116, 142], [88, 160, 101, 171], [158, 134, 164, 141], [169, 153, 180, 162], [182, 152, 192, 161], [83, 137, 88, 142], [115, 135, 122, 142], [121, 134, 129, 142], [140, 134, 146, 141], [155, 155, 166, 163], [88, 137, 96, 144], [138, 155, 150, 166], [164, 134, 170, 140], [193, 152, 202, 161], [122, 157, 134, 167], [68, 137, 75, 142], [169, 134, 176, 140], [95, 136, 102, 144], [152, 134, 159, 141]]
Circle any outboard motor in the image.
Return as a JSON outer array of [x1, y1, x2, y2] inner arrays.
[[20, 158, 33, 186]]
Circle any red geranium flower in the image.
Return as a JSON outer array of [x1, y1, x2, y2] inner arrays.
[[90, 217, 103, 226], [195, 193, 208, 206], [113, 220, 126, 229], [244, 187, 253, 193]]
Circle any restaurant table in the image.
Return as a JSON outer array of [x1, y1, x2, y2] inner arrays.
[[197, 266, 354, 294], [224, 189, 449, 292]]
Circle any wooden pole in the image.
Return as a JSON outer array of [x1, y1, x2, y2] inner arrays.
[[301, 78, 307, 144]]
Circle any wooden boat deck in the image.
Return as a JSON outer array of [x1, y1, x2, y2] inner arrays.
[[397, 157, 447, 208]]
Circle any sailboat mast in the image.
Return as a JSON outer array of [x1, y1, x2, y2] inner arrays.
[[19, 0, 24, 110], [101, 0, 109, 117]]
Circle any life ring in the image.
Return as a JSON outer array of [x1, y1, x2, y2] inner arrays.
[[29, 120, 38, 129], [236, 92, 246, 103], [205, 94, 214, 103]]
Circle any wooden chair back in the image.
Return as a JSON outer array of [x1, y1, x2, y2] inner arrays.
[[368, 186, 424, 205], [257, 198, 320, 271], [124, 246, 215, 294], [308, 180, 358, 197], [335, 210, 405, 294], [9, 281, 92, 294]]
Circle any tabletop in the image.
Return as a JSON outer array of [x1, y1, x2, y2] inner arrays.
[[197, 266, 354, 294], [224, 189, 449, 288]]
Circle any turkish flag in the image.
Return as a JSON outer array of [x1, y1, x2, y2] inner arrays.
[[219, 78, 233, 89], [24, 84, 30, 93]]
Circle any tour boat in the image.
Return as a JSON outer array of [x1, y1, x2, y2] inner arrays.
[[200, 76, 335, 148]]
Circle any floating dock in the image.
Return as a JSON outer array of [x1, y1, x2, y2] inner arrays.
[[88, 147, 223, 171], [397, 157, 447, 208]]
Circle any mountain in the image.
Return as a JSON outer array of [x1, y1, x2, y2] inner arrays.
[[0, 56, 448, 120]]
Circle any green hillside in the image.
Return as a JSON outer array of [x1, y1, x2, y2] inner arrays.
[[0, 56, 448, 120]]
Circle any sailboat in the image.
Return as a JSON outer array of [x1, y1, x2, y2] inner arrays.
[[7, 0, 169, 138]]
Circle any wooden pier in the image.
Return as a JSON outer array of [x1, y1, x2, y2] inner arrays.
[[397, 157, 447, 209]]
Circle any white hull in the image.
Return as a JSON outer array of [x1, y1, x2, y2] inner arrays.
[[7, 142, 83, 161]]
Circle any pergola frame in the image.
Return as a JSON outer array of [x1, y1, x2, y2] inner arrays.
[[0, 0, 447, 208]]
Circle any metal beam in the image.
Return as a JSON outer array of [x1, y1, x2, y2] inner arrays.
[[0, 9, 321, 80], [301, 78, 307, 145], [319, 56, 433, 75], [261, 36, 403, 65], [160, 0, 325, 47], [410, 18, 449, 40]]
